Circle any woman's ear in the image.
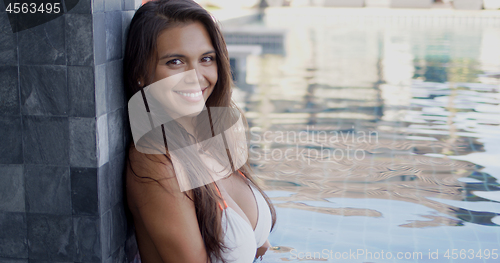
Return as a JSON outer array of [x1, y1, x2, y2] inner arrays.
[[137, 78, 144, 88]]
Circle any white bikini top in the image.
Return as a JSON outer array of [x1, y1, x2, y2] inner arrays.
[[213, 173, 272, 263]]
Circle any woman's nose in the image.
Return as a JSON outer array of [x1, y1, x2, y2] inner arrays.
[[183, 68, 206, 87], [196, 70, 207, 87]]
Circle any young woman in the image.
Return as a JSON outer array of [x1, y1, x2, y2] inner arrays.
[[123, 1, 276, 263]]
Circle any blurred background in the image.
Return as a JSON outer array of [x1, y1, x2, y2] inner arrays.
[[1, 0, 498, 262], [200, 0, 500, 262]]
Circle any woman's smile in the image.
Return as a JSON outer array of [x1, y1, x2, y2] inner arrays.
[[173, 86, 209, 102]]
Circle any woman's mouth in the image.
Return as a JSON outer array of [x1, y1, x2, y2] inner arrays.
[[175, 90, 202, 98], [174, 87, 208, 102]]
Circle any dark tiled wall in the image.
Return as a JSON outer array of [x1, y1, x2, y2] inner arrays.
[[0, 0, 140, 262]]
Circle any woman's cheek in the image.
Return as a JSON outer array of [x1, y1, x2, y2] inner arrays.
[[211, 66, 218, 85]]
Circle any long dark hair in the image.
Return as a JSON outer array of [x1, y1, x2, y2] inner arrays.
[[123, 1, 276, 262]]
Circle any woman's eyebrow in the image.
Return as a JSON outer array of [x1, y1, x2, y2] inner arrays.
[[159, 53, 185, 60], [202, 50, 216, 55], [159, 50, 216, 60]]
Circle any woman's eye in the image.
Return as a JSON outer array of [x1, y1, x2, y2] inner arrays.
[[166, 59, 182, 66], [201, 56, 214, 63]]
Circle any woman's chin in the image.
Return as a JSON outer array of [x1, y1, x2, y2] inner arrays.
[[175, 104, 206, 119]]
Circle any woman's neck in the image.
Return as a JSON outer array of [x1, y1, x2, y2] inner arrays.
[[176, 115, 197, 136]]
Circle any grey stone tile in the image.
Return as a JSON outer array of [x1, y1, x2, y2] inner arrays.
[[22, 116, 69, 165], [20, 65, 68, 116], [93, 0, 105, 13], [0, 165, 24, 212], [123, 0, 141, 10], [27, 214, 74, 261], [97, 162, 111, 213], [0, 116, 23, 164], [27, 260, 72, 263], [122, 11, 134, 59], [105, 0, 123, 11], [95, 63, 107, 117], [105, 11, 122, 62], [97, 113, 109, 167], [108, 153, 125, 209], [68, 66, 96, 117], [71, 167, 98, 216], [67, 0, 92, 13], [123, 0, 132, 10], [108, 108, 125, 157], [64, 0, 81, 12], [66, 14, 93, 66], [100, 209, 111, 259], [0, 66, 20, 115], [0, 259, 27, 263], [106, 244, 125, 263], [73, 216, 101, 262], [2, 13, 17, 36], [25, 165, 71, 215], [69, 117, 98, 168], [105, 60, 125, 113], [110, 203, 127, 254], [18, 15, 65, 65], [0, 13, 18, 65], [0, 212, 28, 258], [93, 12, 106, 66]]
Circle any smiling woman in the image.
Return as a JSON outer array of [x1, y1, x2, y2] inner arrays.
[[122, 1, 276, 263], [148, 22, 217, 126]]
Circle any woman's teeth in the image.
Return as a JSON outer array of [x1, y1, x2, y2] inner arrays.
[[176, 91, 202, 97]]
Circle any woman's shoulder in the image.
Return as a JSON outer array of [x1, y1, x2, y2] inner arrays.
[[125, 144, 209, 263], [127, 143, 174, 179], [126, 143, 191, 208]]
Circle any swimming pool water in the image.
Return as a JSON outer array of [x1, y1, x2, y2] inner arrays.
[[226, 7, 500, 263]]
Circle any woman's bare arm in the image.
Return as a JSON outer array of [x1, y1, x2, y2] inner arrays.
[[127, 146, 210, 263], [255, 239, 271, 260]]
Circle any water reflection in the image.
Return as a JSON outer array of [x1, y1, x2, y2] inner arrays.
[[223, 7, 500, 261]]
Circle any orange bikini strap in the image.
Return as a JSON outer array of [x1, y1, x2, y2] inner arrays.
[[237, 169, 246, 178], [213, 182, 228, 210], [214, 170, 246, 211]]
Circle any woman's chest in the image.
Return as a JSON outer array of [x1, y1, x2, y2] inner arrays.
[[217, 175, 259, 231]]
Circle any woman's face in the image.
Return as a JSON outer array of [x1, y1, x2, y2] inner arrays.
[[147, 21, 217, 120]]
